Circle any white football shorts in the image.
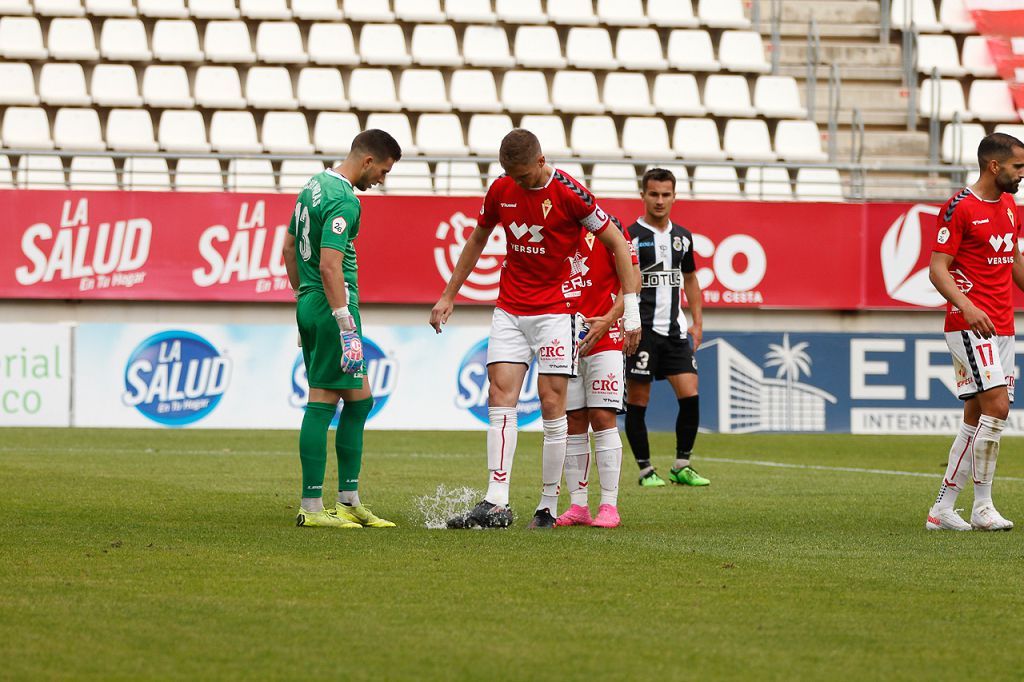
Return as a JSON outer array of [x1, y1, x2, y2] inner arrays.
[[487, 308, 578, 376], [945, 331, 1015, 402], [567, 349, 624, 411]]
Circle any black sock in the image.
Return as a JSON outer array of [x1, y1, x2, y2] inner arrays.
[[624, 402, 650, 470], [676, 395, 700, 458]]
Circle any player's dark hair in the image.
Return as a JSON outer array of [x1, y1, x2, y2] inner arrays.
[[977, 133, 1024, 169], [641, 168, 676, 192], [499, 128, 542, 168], [351, 129, 403, 162]]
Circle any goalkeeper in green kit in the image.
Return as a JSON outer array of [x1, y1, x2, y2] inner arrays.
[[282, 129, 402, 528]]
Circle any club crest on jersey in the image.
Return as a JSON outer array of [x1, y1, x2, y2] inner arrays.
[[672, 236, 682, 251], [332, 216, 347, 234], [584, 232, 596, 249], [937, 226, 950, 244], [541, 198, 553, 219], [1008, 207, 1015, 226]]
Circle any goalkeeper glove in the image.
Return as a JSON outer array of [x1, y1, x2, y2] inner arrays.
[[340, 330, 363, 375]]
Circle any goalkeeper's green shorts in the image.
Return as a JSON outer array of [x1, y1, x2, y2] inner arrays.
[[296, 291, 365, 391]]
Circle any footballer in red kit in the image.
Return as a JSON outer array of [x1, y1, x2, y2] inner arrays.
[[926, 133, 1024, 533]]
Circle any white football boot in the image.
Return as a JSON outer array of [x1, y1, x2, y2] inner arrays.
[[970, 504, 1014, 531], [925, 506, 972, 531]]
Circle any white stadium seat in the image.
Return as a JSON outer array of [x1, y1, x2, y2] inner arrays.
[[520, 115, 570, 157], [622, 117, 673, 159], [434, 161, 484, 195], [590, 163, 639, 197], [692, 166, 742, 200], [485, 161, 504, 184], [382, 160, 433, 194], [653, 74, 705, 116], [246, 66, 298, 109], [279, 159, 326, 193], [18, 154, 66, 189], [174, 158, 224, 192], [940, 0, 975, 32], [745, 166, 793, 201], [91, 64, 143, 107], [54, 107, 104, 150], [551, 70, 604, 114], [415, 113, 469, 155], [647, 0, 698, 27], [962, 36, 997, 78], [704, 75, 756, 117], [673, 118, 724, 160], [547, 0, 597, 26], [85, 0, 135, 15], [501, 70, 553, 114], [411, 24, 462, 66], [204, 21, 255, 63], [942, 122, 986, 164], [101, 18, 152, 60], [399, 69, 451, 111], [228, 158, 277, 192], [598, 0, 648, 26], [918, 78, 969, 121], [240, 0, 290, 20], [395, 0, 444, 22], [365, 112, 417, 154], [209, 110, 262, 153], [753, 76, 807, 118], [35, 0, 85, 16], [2, 107, 54, 148], [0, 0, 31, 14], [994, 123, 1024, 139], [667, 30, 719, 71], [719, 31, 771, 73], [916, 34, 966, 77], [262, 112, 314, 154], [291, 0, 340, 20], [496, 0, 545, 24], [189, 0, 239, 18], [604, 72, 656, 116], [968, 80, 1018, 122], [0, 63, 39, 105], [39, 63, 91, 106], [514, 26, 566, 69], [570, 115, 622, 157], [890, 0, 943, 32], [0, 17, 47, 59], [307, 23, 359, 65], [106, 108, 158, 151], [123, 157, 171, 191], [343, 0, 393, 22], [158, 110, 211, 152], [450, 70, 502, 112], [468, 114, 514, 155], [298, 67, 348, 110], [0, 155, 10, 190], [553, 162, 585, 182], [566, 27, 618, 69], [143, 65, 194, 108], [774, 120, 828, 162], [152, 19, 203, 62], [348, 68, 401, 111], [138, 0, 186, 18], [698, 0, 750, 29], [445, 0, 495, 23], [314, 112, 360, 154], [723, 119, 776, 161], [359, 23, 411, 66], [256, 22, 307, 63], [463, 25, 515, 67], [195, 66, 246, 108], [795, 168, 844, 201], [48, 18, 99, 60], [616, 28, 667, 70]]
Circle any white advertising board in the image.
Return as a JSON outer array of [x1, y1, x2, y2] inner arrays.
[[0, 323, 71, 427]]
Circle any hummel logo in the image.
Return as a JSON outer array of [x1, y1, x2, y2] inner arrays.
[[508, 222, 544, 242], [973, 219, 990, 225], [500, 202, 518, 208]]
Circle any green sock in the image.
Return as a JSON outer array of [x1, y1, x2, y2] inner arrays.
[[337, 396, 374, 493], [299, 401, 336, 498]]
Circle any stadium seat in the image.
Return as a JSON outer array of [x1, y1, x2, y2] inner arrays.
[[590, 163, 639, 197], [653, 74, 705, 116], [745, 166, 793, 201], [519, 115, 570, 157], [723, 119, 776, 161], [616, 28, 667, 70], [297, 67, 347, 110], [152, 19, 203, 62], [174, 158, 224, 191], [622, 117, 673, 159], [570, 115, 622, 157], [398, 69, 450, 111], [227, 158, 277, 192], [485, 161, 505, 184], [189, 0, 238, 18], [17, 154, 66, 189], [604, 72, 656, 115], [962, 36, 997, 78], [667, 30, 719, 71], [551, 70, 604, 113], [256, 22, 307, 63], [138, 0, 187, 18], [646, 0, 698, 27], [450, 70, 502, 112], [91, 64, 142, 107], [691, 165, 742, 200], [597, 0, 648, 26], [501, 71, 553, 114], [307, 23, 359, 66], [313, 111, 360, 154], [697, 0, 750, 29], [291, 0, 340, 20], [434, 160, 484, 194], [753, 76, 807, 118], [673, 118, 725, 160], [775, 120, 828, 162], [195, 66, 245, 108], [644, 163, 691, 196], [415, 113, 469, 155], [35, 0, 85, 16], [48, 18, 99, 60], [918, 78, 969, 121], [514, 26, 566, 68], [348, 68, 400, 111], [359, 23, 411, 66], [204, 21, 255, 63], [968, 80, 1018, 122], [445, 0, 494, 22], [0, 155, 11, 189], [891, 0, 944, 32], [279, 159, 326, 192], [566, 27, 618, 69], [106, 109, 158, 151], [86, 0, 135, 15], [2, 107, 53, 148], [941, 121, 986, 164], [209, 110, 262, 153], [69, 156, 117, 189], [994, 123, 1024, 140], [158, 110, 211, 152], [0, 63, 39, 105], [123, 157, 171, 190], [547, 0, 597, 26], [395, 0, 444, 22], [704, 75, 756, 117], [382, 160, 433, 194], [143, 66, 194, 108], [365, 113, 417, 154], [463, 25, 515, 67], [39, 63, 90, 106], [0, 16, 47, 58], [940, 0, 975, 32], [795, 168, 844, 201], [468, 114, 514, 155], [240, 0, 290, 20], [101, 18, 152, 60], [411, 24, 462, 66], [916, 34, 966, 77], [0, 0, 31, 14], [54, 108, 104, 150], [343, 0, 393, 22], [496, 0, 545, 24], [553, 161, 585, 181], [719, 31, 771, 73], [246, 66, 298, 109]]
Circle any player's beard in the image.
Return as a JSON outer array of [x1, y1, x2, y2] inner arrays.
[[996, 171, 1020, 195]]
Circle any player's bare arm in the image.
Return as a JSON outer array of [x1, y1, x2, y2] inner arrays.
[[683, 270, 704, 350], [283, 232, 299, 292], [579, 288, 624, 356], [595, 225, 642, 350], [929, 251, 995, 338], [430, 225, 495, 333]]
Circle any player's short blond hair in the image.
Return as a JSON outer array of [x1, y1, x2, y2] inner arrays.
[[498, 129, 542, 169]]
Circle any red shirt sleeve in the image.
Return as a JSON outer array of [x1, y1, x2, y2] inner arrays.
[[933, 197, 965, 256], [554, 170, 609, 235], [477, 178, 502, 231]]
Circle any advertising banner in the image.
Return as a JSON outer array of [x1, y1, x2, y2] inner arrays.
[[0, 323, 71, 427]]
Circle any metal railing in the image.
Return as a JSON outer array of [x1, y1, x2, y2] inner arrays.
[[880, 0, 892, 43], [827, 63, 841, 162], [806, 16, 820, 121], [927, 68, 942, 164], [769, 0, 782, 75]]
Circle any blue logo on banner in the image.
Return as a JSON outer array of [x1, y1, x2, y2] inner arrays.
[[290, 336, 396, 421], [455, 338, 541, 426], [122, 330, 231, 426]]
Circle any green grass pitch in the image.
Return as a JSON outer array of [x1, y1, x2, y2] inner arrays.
[[2, 427, 1023, 681]]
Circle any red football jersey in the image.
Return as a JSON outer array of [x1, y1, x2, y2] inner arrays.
[[933, 188, 1020, 335], [562, 221, 639, 356], [477, 168, 610, 315]]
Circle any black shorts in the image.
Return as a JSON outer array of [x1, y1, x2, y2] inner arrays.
[[625, 331, 696, 382]]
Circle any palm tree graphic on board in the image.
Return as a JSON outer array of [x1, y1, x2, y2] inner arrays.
[[764, 333, 812, 431]]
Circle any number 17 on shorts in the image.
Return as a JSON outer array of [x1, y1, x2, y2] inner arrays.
[[945, 331, 1015, 402]]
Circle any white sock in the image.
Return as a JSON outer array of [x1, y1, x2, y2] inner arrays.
[[485, 406, 518, 507], [337, 490, 360, 506], [538, 415, 568, 514], [933, 421, 976, 511], [972, 414, 1005, 507], [301, 497, 324, 513], [564, 432, 592, 508], [674, 455, 690, 469], [593, 427, 622, 507]]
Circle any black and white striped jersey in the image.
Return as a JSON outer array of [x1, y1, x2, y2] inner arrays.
[[627, 218, 696, 339]]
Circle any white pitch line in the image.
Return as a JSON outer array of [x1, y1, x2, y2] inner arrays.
[[701, 456, 1024, 483]]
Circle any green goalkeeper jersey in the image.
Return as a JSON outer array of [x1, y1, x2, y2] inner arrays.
[[288, 168, 361, 302]]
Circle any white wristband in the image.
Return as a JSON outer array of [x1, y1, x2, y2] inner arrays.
[[622, 293, 641, 332], [332, 305, 355, 332]]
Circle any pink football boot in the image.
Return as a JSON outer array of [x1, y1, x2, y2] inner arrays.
[[591, 504, 620, 528], [555, 504, 593, 527]]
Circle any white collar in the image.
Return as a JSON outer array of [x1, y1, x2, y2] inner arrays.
[[326, 168, 353, 187], [637, 216, 672, 234]]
